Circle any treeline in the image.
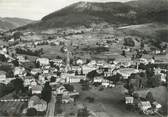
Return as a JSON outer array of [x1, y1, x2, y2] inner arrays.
[[0, 64, 14, 78], [15, 48, 43, 57]]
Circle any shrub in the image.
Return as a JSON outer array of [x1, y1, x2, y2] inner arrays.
[[124, 38, 135, 47]]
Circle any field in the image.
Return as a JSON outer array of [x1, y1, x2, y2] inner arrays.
[[64, 83, 161, 117], [0, 92, 27, 116]]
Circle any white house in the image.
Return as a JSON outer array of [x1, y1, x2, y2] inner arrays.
[[67, 75, 85, 83], [82, 65, 98, 75], [87, 60, 96, 67], [31, 85, 43, 94], [93, 76, 103, 83], [117, 68, 139, 79], [31, 68, 42, 75], [13, 67, 26, 77], [42, 69, 49, 74], [17, 55, 29, 63], [51, 59, 63, 66], [76, 59, 83, 65], [139, 58, 149, 65], [138, 101, 151, 112], [36, 58, 50, 66], [102, 80, 114, 88], [0, 71, 6, 82]]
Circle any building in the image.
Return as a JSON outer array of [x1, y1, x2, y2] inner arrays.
[[50, 59, 63, 66], [87, 60, 96, 67], [76, 59, 84, 65], [0, 71, 6, 82], [66, 75, 86, 83], [16, 55, 29, 63], [82, 65, 98, 75], [31, 68, 42, 75], [36, 58, 50, 66], [31, 85, 43, 94], [117, 68, 139, 79], [13, 67, 26, 77]]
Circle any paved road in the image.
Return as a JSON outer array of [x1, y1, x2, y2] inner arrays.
[[46, 93, 56, 117]]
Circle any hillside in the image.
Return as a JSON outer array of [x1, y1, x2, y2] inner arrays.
[[18, 0, 168, 31], [0, 17, 33, 32], [18, 2, 136, 30], [118, 23, 168, 43], [126, 0, 168, 12]]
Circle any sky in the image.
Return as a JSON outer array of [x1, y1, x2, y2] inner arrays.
[[0, 0, 133, 20]]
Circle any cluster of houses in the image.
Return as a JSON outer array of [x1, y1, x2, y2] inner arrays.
[[0, 33, 167, 116]]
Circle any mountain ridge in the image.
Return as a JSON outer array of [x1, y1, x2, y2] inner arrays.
[[0, 17, 34, 32], [17, 0, 168, 31]]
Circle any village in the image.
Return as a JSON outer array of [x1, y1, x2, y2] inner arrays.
[[0, 25, 167, 117]]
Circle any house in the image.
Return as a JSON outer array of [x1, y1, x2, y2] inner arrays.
[[71, 66, 81, 71], [36, 58, 50, 66], [138, 101, 151, 112], [139, 58, 148, 65], [102, 80, 114, 88], [13, 67, 26, 77], [31, 85, 43, 94], [51, 59, 63, 66], [31, 68, 42, 75], [93, 69, 104, 83], [42, 69, 49, 74], [76, 59, 83, 65], [96, 60, 106, 67], [38, 74, 46, 84], [125, 96, 134, 104], [114, 57, 132, 67], [104, 71, 113, 77], [94, 76, 104, 83], [154, 50, 161, 55], [0, 71, 6, 82], [82, 65, 98, 75], [57, 85, 66, 94], [28, 95, 47, 112], [66, 75, 86, 83], [117, 68, 139, 79], [17, 55, 29, 63], [29, 80, 38, 88], [87, 60, 96, 67], [24, 79, 32, 87]]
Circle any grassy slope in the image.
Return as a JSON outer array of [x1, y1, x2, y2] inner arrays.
[[118, 23, 168, 42]]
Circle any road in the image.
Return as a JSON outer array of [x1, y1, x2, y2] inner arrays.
[[45, 93, 56, 117]]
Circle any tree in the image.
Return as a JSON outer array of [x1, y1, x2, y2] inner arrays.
[[128, 84, 135, 96], [26, 108, 37, 116], [77, 107, 89, 117], [0, 64, 14, 77], [121, 50, 126, 57], [50, 76, 56, 82], [0, 54, 7, 62], [146, 92, 155, 103], [86, 70, 96, 81], [0, 83, 7, 97], [140, 41, 144, 49], [13, 32, 22, 40], [124, 38, 135, 47], [63, 84, 74, 92], [11, 78, 24, 94], [35, 61, 40, 68], [12, 59, 19, 66], [41, 82, 52, 103]]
